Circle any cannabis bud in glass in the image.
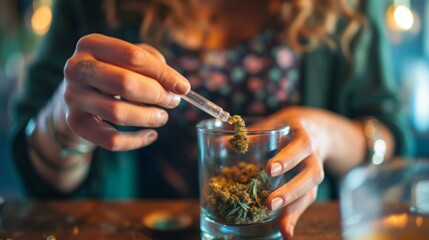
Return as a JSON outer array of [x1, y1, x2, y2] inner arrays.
[[228, 115, 249, 153], [204, 162, 272, 225]]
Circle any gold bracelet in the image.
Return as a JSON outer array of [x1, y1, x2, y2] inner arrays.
[[363, 117, 386, 165]]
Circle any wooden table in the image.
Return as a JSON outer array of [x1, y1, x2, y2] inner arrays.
[[0, 200, 341, 239]]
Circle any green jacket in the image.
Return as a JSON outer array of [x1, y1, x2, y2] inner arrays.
[[9, 0, 414, 199]]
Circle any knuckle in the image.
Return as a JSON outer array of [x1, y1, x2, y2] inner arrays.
[[75, 36, 88, 50], [64, 57, 79, 81], [286, 190, 300, 203], [123, 47, 146, 66], [301, 133, 313, 154], [145, 112, 159, 127], [309, 188, 318, 203], [77, 59, 97, 83], [63, 87, 76, 107], [141, 44, 165, 62], [65, 58, 98, 84], [76, 34, 100, 50], [110, 103, 127, 125], [139, 43, 151, 49], [152, 88, 165, 105], [116, 73, 137, 96], [104, 133, 122, 151], [156, 65, 168, 82], [313, 164, 325, 185], [76, 58, 97, 72]]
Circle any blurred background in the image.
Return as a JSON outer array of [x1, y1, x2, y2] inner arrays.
[[0, 0, 428, 199]]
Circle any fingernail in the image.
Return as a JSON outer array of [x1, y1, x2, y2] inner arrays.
[[159, 111, 168, 124], [175, 77, 190, 94], [270, 162, 283, 176], [271, 197, 284, 211], [167, 94, 181, 108], [147, 132, 157, 143]]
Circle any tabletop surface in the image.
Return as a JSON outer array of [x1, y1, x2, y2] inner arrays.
[[0, 200, 341, 239]]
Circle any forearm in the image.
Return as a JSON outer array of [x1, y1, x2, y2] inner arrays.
[[27, 83, 95, 193], [270, 107, 395, 177]]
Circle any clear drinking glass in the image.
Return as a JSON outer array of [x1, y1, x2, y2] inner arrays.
[[197, 117, 290, 239], [340, 159, 429, 240]]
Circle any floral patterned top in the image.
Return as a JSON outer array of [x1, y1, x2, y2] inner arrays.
[[11, 0, 413, 200], [137, 30, 302, 198]]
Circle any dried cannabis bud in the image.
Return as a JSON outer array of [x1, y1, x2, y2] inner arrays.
[[228, 115, 249, 153], [204, 162, 272, 225]]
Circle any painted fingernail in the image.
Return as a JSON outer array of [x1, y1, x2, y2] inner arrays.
[[147, 132, 157, 143], [270, 162, 283, 176], [271, 197, 284, 211], [175, 77, 190, 94]]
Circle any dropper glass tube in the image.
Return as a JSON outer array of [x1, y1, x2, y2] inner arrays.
[[181, 90, 231, 123]]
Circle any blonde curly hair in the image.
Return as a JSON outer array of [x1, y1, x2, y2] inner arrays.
[[103, 0, 364, 55]]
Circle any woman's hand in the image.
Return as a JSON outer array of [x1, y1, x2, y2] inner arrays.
[[63, 34, 190, 151], [263, 106, 370, 238]]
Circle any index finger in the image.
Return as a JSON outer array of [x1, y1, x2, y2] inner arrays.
[[267, 129, 312, 176], [76, 34, 190, 95]]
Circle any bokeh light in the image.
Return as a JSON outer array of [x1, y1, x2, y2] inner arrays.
[[413, 66, 429, 132], [394, 5, 414, 30], [387, 4, 415, 31], [31, 5, 52, 35]]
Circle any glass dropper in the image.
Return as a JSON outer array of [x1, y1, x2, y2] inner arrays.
[[181, 90, 231, 123]]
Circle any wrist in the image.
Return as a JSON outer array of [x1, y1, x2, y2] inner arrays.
[[362, 117, 387, 165], [47, 112, 95, 157], [322, 115, 367, 176], [26, 115, 91, 193], [49, 81, 96, 157], [26, 117, 92, 172]]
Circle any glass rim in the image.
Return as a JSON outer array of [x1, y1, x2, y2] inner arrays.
[[340, 158, 429, 190], [196, 117, 290, 135], [349, 158, 429, 173]]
